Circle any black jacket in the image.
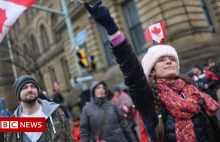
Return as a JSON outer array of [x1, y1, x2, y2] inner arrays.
[[111, 39, 217, 142]]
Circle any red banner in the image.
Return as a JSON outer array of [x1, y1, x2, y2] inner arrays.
[[0, 117, 46, 132]]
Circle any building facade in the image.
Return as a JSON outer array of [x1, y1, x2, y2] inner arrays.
[[1, 0, 220, 110]]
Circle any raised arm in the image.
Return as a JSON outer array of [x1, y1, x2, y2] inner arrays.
[[84, 0, 156, 118]]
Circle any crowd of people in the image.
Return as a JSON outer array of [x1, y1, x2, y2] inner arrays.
[[186, 58, 220, 102], [2, 1, 220, 142]]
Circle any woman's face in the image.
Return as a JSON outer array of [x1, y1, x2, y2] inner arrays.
[[94, 84, 106, 98], [152, 56, 178, 80]]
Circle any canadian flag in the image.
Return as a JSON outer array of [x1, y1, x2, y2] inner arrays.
[[145, 22, 166, 44], [0, 0, 36, 43]]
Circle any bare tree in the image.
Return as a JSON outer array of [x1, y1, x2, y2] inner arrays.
[[0, 39, 46, 91]]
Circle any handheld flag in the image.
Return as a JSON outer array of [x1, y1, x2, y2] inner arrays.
[[0, 0, 36, 43], [145, 22, 166, 44]]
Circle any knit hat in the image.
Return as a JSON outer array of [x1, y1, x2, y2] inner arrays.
[[113, 86, 121, 92], [13, 75, 39, 100], [141, 45, 180, 77]]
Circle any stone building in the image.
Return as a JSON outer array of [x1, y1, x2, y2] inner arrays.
[[1, 0, 220, 110]]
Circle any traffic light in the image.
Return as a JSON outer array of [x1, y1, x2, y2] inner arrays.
[[76, 49, 89, 68]]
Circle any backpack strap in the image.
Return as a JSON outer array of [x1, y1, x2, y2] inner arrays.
[[98, 101, 109, 140]]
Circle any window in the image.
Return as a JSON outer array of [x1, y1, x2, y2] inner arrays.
[[51, 14, 60, 41], [201, 0, 215, 33], [98, 24, 115, 67], [30, 35, 40, 57], [122, 0, 146, 54], [40, 25, 50, 50], [49, 67, 57, 87], [51, 14, 58, 26], [62, 59, 71, 87]]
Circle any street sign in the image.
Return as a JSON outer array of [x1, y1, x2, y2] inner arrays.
[[75, 30, 88, 46], [70, 74, 94, 87]]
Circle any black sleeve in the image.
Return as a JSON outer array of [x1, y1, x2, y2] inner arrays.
[[111, 39, 157, 135], [207, 80, 219, 89]]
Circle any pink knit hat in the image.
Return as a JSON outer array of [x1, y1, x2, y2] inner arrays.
[[141, 45, 180, 77]]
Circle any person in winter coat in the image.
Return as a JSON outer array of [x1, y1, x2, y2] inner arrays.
[[112, 86, 139, 141], [53, 89, 64, 104], [80, 81, 137, 142], [4, 75, 75, 142], [192, 65, 219, 99], [208, 59, 220, 77], [77, 89, 91, 111], [84, 1, 220, 142], [38, 91, 50, 102]]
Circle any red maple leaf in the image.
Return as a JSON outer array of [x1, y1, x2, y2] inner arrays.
[[151, 27, 161, 36], [0, 8, 8, 34]]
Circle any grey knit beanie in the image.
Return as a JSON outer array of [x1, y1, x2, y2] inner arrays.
[[13, 75, 39, 100]]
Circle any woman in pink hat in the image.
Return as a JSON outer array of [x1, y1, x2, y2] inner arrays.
[[84, 1, 220, 142]]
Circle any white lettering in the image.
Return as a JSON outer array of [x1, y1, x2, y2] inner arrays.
[[1, 121, 9, 129], [20, 122, 26, 128], [38, 122, 42, 128], [31, 122, 38, 128], [10, 121, 18, 129]]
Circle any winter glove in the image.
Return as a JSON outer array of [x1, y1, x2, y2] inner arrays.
[[84, 0, 119, 35]]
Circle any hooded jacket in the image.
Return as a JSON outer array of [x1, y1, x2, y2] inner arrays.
[[111, 38, 218, 142], [4, 99, 75, 142], [80, 81, 137, 142]]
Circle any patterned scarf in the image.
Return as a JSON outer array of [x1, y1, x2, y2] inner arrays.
[[157, 79, 220, 142]]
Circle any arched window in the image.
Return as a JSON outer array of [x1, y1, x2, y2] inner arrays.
[[30, 35, 40, 56], [40, 25, 50, 50]]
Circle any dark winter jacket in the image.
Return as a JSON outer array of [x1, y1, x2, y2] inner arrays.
[[111, 39, 217, 142], [4, 99, 75, 142], [80, 81, 137, 142], [193, 70, 219, 98], [53, 92, 64, 104], [209, 65, 220, 77]]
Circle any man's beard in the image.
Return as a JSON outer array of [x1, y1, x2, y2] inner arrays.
[[21, 95, 38, 104]]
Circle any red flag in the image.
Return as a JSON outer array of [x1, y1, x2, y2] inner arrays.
[[0, 0, 36, 42], [145, 22, 166, 44]]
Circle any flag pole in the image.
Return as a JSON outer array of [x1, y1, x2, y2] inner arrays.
[[162, 20, 165, 44], [7, 33, 18, 79]]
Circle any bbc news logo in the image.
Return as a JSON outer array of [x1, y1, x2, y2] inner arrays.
[[0, 118, 46, 132]]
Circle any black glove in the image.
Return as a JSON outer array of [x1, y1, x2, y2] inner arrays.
[[84, 0, 119, 35]]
